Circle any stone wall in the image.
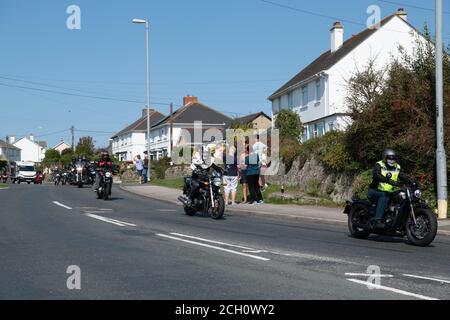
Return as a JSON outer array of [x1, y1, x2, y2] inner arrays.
[[266, 156, 355, 203], [165, 165, 192, 179]]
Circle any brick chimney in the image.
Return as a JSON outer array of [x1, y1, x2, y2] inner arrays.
[[183, 95, 198, 106], [330, 21, 344, 53], [396, 8, 407, 21]]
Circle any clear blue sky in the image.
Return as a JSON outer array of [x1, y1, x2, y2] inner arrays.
[[0, 0, 448, 148]]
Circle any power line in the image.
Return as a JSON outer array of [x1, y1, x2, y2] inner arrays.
[[377, 0, 450, 15]]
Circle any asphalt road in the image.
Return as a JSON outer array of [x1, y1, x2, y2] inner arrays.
[[1, 183, 450, 300]]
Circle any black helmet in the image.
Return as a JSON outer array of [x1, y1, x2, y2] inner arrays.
[[383, 149, 398, 167]]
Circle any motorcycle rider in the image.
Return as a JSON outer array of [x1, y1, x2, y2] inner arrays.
[[93, 151, 113, 192], [368, 149, 414, 228]]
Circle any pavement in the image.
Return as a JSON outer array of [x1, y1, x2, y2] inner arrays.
[[120, 184, 450, 236], [2, 183, 450, 300]]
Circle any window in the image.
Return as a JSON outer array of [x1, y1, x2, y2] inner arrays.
[[315, 79, 321, 102], [288, 91, 294, 109], [317, 122, 325, 137], [302, 86, 308, 106]]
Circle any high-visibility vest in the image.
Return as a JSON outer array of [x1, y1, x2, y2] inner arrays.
[[377, 160, 401, 193]]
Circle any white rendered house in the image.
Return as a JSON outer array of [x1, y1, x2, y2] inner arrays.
[[269, 8, 423, 141]]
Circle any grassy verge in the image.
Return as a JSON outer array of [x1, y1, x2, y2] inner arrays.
[[149, 178, 343, 207], [0, 184, 8, 189]]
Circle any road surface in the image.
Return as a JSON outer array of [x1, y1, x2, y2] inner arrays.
[[1, 184, 449, 300]]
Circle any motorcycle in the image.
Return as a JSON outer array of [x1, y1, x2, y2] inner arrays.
[[178, 163, 225, 220], [34, 172, 44, 184], [74, 162, 84, 188], [54, 172, 62, 186], [96, 168, 113, 200], [86, 163, 97, 185], [1, 172, 8, 183], [61, 172, 68, 185], [344, 175, 437, 247]]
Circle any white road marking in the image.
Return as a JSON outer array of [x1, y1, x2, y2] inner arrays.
[[156, 209, 177, 212], [157, 233, 270, 261], [347, 279, 439, 300], [170, 233, 256, 250], [85, 214, 136, 227], [403, 274, 450, 284], [52, 201, 72, 210], [345, 273, 394, 278]]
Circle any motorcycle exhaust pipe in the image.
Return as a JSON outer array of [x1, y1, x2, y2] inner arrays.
[[178, 195, 188, 205]]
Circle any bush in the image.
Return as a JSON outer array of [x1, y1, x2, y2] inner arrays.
[[151, 157, 171, 180], [351, 170, 373, 200]]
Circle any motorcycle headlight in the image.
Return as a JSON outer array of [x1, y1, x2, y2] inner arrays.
[[76, 166, 83, 172], [414, 189, 422, 199], [105, 172, 112, 178], [213, 177, 222, 187]]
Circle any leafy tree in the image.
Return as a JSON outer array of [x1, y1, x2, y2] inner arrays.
[[75, 136, 95, 158], [274, 109, 303, 140], [43, 149, 61, 164], [60, 148, 75, 166]]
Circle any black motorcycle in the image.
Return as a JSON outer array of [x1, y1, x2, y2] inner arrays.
[[61, 172, 68, 185], [54, 171, 62, 186], [86, 163, 97, 185], [74, 161, 85, 188], [344, 178, 437, 247], [96, 168, 112, 200], [178, 163, 225, 220]]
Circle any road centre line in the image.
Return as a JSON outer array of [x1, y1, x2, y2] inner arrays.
[[52, 201, 72, 210], [403, 274, 450, 284], [157, 233, 270, 261], [347, 279, 439, 300], [345, 273, 394, 278], [170, 233, 256, 250], [84, 214, 136, 227]]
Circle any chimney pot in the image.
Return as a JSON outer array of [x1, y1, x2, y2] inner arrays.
[[397, 8, 407, 21]]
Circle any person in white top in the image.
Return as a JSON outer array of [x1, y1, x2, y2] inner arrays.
[[252, 135, 268, 191]]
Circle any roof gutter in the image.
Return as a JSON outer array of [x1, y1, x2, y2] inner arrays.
[[268, 71, 327, 101]]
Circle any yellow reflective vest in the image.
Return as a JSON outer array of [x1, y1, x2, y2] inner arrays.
[[377, 160, 401, 193]]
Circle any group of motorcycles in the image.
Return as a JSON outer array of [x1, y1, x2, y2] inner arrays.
[[53, 160, 114, 201]]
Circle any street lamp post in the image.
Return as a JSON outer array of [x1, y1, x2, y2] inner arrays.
[[435, 0, 448, 219], [132, 18, 151, 181]]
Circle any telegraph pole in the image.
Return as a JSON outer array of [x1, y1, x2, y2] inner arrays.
[[436, 0, 448, 219], [170, 102, 173, 158], [71, 126, 75, 151]]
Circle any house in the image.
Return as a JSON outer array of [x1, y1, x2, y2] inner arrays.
[[148, 96, 232, 160], [231, 112, 272, 131], [111, 109, 166, 161], [0, 139, 21, 162], [53, 140, 71, 154], [268, 8, 422, 141], [12, 135, 47, 163]]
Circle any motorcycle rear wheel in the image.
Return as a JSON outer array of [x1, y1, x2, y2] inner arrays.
[[348, 204, 371, 239], [406, 208, 437, 247]]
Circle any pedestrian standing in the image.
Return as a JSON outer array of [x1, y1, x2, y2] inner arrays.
[[134, 154, 144, 184], [223, 146, 238, 206], [252, 134, 267, 191], [142, 152, 149, 183], [238, 145, 249, 204], [245, 150, 263, 205]]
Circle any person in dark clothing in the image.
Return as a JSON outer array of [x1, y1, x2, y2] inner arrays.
[[94, 151, 113, 191], [223, 146, 238, 205], [368, 149, 413, 228], [245, 151, 263, 205], [143, 152, 149, 183]]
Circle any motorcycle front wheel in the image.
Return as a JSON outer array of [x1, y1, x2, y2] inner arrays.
[[406, 208, 437, 247], [210, 195, 225, 220], [103, 183, 110, 200]]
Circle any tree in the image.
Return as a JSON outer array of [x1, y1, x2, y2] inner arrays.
[[60, 148, 75, 166], [43, 149, 61, 164], [75, 136, 95, 158], [274, 109, 303, 140]]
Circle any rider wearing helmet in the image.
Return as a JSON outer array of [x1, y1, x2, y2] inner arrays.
[[93, 151, 113, 191], [368, 149, 414, 228]]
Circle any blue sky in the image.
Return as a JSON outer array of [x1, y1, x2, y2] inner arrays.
[[0, 0, 448, 148]]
